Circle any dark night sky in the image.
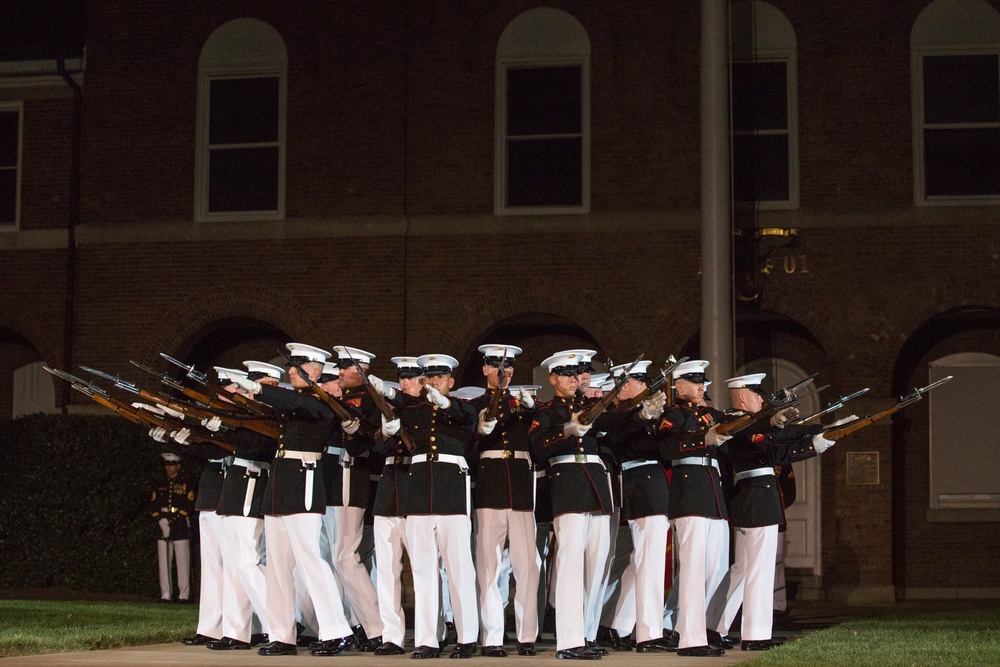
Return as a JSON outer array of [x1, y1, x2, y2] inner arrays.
[[0, 0, 85, 61]]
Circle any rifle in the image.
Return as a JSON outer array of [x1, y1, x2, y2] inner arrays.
[[338, 348, 418, 453], [156, 354, 272, 417], [277, 351, 383, 441], [577, 354, 644, 425], [483, 354, 510, 422], [795, 387, 869, 425], [129, 360, 259, 417], [44, 367, 236, 453], [80, 365, 279, 439], [823, 376, 952, 440], [715, 373, 818, 436], [616, 355, 689, 411]]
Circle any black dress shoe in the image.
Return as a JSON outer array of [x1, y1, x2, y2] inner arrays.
[[180, 633, 217, 645], [517, 642, 536, 656], [555, 645, 601, 660], [297, 634, 319, 647], [742, 639, 783, 651], [375, 642, 406, 655], [480, 644, 507, 657], [411, 645, 442, 659], [206, 636, 251, 650], [662, 630, 679, 651], [309, 635, 356, 656], [635, 639, 671, 653], [353, 624, 370, 644], [706, 630, 735, 649], [595, 626, 618, 648], [676, 644, 725, 657], [359, 636, 383, 652], [585, 640, 608, 656], [251, 633, 268, 646], [441, 621, 457, 647], [257, 641, 297, 656], [450, 643, 476, 658]]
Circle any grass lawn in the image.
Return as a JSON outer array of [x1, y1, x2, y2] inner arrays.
[[747, 606, 1000, 666], [0, 599, 197, 658]]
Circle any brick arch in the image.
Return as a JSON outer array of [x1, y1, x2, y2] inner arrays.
[[137, 286, 325, 364]]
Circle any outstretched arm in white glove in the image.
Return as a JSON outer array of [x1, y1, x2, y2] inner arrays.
[[705, 424, 733, 447], [477, 408, 498, 436], [368, 374, 396, 401], [518, 387, 535, 409], [381, 414, 401, 438], [200, 416, 222, 432], [231, 376, 262, 396], [425, 386, 451, 410], [829, 414, 859, 428], [641, 390, 667, 420], [770, 406, 799, 428], [563, 412, 593, 438], [342, 418, 361, 435], [171, 427, 192, 445], [812, 433, 836, 454], [148, 427, 168, 443]]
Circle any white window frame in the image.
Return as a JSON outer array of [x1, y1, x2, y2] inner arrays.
[[494, 8, 591, 216], [911, 0, 1000, 206], [730, 1, 799, 210], [0, 101, 23, 230], [195, 19, 287, 223]]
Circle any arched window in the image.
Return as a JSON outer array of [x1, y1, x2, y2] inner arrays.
[[12, 361, 55, 418], [495, 8, 590, 215], [911, 0, 1000, 204], [195, 18, 287, 221], [730, 1, 798, 209]]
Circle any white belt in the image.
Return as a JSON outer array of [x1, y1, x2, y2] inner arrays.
[[735, 466, 775, 481], [674, 456, 720, 473], [621, 459, 660, 471], [534, 469, 547, 479], [411, 453, 468, 468], [549, 454, 604, 466], [210, 457, 231, 464], [232, 457, 270, 473], [326, 446, 346, 457], [385, 455, 411, 466], [278, 450, 323, 462], [479, 450, 531, 461]]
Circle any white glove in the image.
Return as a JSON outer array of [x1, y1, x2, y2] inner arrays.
[[477, 408, 498, 436], [342, 418, 361, 435], [425, 386, 451, 409], [705, 424, 733, 447], [232, 376, 262, 395], [369, 374, 397, 401], [812, 433, 836, 454], [158, 518, 170, 539], [830, 414, 859, 428], [200, 416, 222, 432], [641, 390, 667, 420], [148, 427, 168, 443], [770, 406, 799, 428], [171, 427, 191, 445], [381, 415, 401, 438], [132, 402, 162, 414], [518, 387, 535, 409], [160, 405, 185, 419], [562, 413, 593, 438]]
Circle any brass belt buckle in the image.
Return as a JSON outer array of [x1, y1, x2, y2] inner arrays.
[[277, 450, 286, 459], [427, 452, 439, 463], [575, 454, 587, 464], [502, 450, 513, 459]]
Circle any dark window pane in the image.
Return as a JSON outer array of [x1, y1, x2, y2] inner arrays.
[[0, 111, 19, 166], [507, 137, 582, 207], [925, 128, 1000, 196], [208, 147, 279, 212], [924, 55, 999, 124], [508, 66, 581, 136], [733, 133, 789, 202], [732, 61, 788, 132], [209, 77, 279, 144], [0, 170, 16, 223]]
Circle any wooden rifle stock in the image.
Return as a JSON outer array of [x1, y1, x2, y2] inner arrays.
[[823, 406, 898, 440]]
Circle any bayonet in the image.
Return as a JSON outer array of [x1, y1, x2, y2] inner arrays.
[[130, 360, 187, 392], [160, 352, 208, 384], [796, 387, 869, 425], [823, 376, 953, 440]]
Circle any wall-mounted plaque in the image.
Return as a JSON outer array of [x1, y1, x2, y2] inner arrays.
[[846, 451, 879, 485]]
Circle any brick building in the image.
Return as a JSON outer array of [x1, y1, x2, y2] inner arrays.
[[2, 0, 999, 604]]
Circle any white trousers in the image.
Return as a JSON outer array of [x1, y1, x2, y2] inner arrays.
[[195, 512, 224, 639], [221, 514, 268, 641], [374, 516, 409, 646], [264, 513, 353, 644], [157, 538, 190, 601], [628, 515, 669, 642], [774, 530, 787, 612], [670, 516, 728, 648], [405, 515, 479, 647], [708, 525, 778, 641], [475, 508, 541, 645], [331, 506, 383, 637], [551, 513, 611, 650]]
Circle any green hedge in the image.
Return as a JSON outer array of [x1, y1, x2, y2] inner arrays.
[[0, 414, 202, 596]]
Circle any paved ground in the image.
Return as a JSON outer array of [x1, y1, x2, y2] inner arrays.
[[0, 602, 856, 667]]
